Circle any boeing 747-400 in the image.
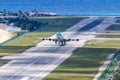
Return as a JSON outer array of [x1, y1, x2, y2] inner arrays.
[[43, 32, 79, 46]]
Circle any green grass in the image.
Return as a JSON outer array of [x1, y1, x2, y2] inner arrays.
[[113, 71, 120, 80], [0, 16, 84, 55], [85, 39, 120, 79], [106, 24, 120, 31], [85, 39, 120, 48], [0, 59, 10, 66], [97, 35, 120, 38]]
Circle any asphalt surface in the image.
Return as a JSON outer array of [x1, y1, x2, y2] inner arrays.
[[78, 18, 103, 31], [0, 17, 117, 80]]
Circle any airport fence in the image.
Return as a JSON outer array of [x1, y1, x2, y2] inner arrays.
[[0, 32, 27, 47], [98, 50, 120, 80]]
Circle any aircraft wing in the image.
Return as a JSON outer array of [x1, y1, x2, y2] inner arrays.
[[64, 39, 79, 41], [42, 38, 58, 41], [42, 38, 79, 41], [42, 38, 79, 45]]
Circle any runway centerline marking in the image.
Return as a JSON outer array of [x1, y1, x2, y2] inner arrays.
[[20, 77, 29, 80]]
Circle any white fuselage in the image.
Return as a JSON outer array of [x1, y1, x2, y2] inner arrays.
[[56, 33, 66, 45]]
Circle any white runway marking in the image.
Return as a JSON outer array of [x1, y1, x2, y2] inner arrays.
[[20, 77, 29, 80]]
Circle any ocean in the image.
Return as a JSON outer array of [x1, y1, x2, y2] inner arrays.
[[0, 0, 120, 16]]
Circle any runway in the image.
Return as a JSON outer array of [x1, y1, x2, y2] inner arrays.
[[0, 17, 117, 80]]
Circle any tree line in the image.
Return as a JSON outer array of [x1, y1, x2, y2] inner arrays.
[[7, 17, 48, 32]]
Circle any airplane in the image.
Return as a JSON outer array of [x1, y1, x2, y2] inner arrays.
[[42, 32, 79, 46]]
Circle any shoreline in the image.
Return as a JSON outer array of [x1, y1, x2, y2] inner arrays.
[[0, 15, 119, 19]]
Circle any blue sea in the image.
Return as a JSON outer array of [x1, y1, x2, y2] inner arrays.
[[0, 0, 120, 16]]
